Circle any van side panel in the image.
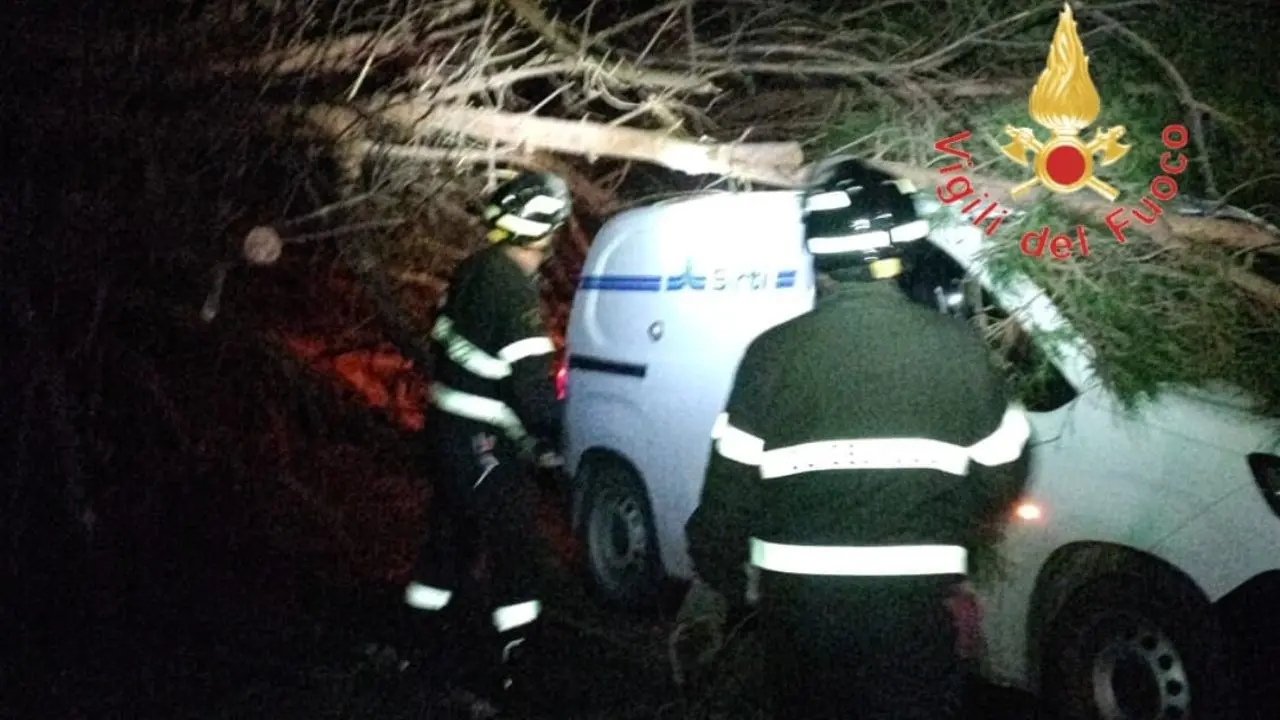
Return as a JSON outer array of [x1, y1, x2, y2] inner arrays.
[[563, 387, 648, 487], [564, 219, 658, 480], [566, 191, 815, 579]]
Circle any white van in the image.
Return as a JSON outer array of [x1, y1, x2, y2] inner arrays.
[[562, 190, 814, 597], [561, 189, 1280, 717]]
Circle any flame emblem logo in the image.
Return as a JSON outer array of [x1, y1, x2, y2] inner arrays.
[[1001, 3, 1131, 201]]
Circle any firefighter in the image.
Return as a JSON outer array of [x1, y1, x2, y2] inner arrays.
[[403, 170, 569, 718], [682, 155, 1031, 719]]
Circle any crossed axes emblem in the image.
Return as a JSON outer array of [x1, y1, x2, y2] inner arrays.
[[1001, 124, 1131, 202]]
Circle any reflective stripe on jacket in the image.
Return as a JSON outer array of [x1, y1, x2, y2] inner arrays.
[[685, 280, 1032, 595], [749, 539, 968, 576], [428, 245, 561, 445], [712, 406, 1030, 478], [716, 407, 1028, 577]]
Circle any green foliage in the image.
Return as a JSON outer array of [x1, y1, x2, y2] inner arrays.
[[818, 4, 1280, 419], [980, 202, 1280, 421]]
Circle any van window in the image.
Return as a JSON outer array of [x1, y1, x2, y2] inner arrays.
[[963, 279, 1078, 413]]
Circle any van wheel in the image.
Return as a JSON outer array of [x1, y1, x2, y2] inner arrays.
[[1042, 571, 1237, 720], [578, 459, 662, 609]]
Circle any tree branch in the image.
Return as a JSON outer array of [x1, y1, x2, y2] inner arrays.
[[869, 160, 1280, 307], [1085, 9, 1220, 200], [369, 103, 804, 186], [869, 160, 1280, 259], [501, 0, 716, 131], [351, 140, 620, 215]]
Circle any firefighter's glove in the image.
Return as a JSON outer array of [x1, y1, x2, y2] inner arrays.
[[513, 437, 559, 470], [669, 578, 729, 689], [519, 436, 563, 469]]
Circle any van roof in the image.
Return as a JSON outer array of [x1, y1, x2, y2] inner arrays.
[[618, 188, 800, 214]]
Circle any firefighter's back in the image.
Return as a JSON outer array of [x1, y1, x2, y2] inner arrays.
[[749, 279, 1009, 547]]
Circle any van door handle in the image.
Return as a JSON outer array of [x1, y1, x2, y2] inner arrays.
[[648, 321, 664, 341]]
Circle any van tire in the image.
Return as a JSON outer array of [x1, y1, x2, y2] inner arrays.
[[577, 457, 662, 610], [1041, 569, 1238, 720]]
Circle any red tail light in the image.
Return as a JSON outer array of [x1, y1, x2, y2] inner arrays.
[[555, 359, 568, 400]]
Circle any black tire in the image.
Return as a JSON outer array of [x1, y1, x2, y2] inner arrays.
[[1042, 570, 1238, 720], [576, 457, 663, 609]]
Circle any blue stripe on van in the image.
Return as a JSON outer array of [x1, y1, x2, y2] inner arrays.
[[578, 271, 800, 291], [578, 274, 664, 291]]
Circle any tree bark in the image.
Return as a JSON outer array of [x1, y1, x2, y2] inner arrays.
[[306, 104, 804, 187]]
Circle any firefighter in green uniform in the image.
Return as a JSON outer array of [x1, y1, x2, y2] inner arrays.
[[682, 155, 1031, 719], [402, 171, 569, 718]]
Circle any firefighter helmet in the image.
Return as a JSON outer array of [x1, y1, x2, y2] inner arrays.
[[482, 171, 572, 246], [800, 155, 929, 275]]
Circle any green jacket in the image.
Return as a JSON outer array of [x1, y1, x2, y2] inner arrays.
[[684, 279, 1030, 599], [428, 245, 562, 449]]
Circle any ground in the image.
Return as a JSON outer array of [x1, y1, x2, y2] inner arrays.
[[14, 463, 1280, 720], [7, 469, 1043, 720]]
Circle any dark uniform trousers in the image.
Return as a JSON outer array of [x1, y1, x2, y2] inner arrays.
[[408, 420, 545, 695], [759, 570, 964, 720]]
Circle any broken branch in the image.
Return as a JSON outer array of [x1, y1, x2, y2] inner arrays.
[[375, 103, 804, 185]]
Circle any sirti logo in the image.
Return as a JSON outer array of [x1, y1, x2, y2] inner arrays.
[[932, 3, 1191, 260]]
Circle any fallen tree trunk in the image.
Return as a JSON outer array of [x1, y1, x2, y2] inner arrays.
[[305, 104, 805, 186], [382, 105, 804, 184]]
